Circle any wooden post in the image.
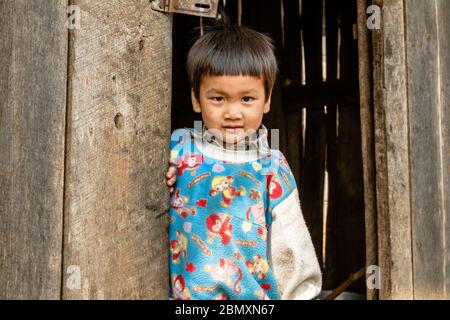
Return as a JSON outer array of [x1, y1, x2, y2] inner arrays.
[[373, 0, 449, 299], [404, 0, 447, 299], [356, 0, 378, 300], [372, 0, 414, 300], [0, 0, 68, 299], [62, 0, 172, 299], [437, 0, 450, 300], [1, 0, 172, 299]]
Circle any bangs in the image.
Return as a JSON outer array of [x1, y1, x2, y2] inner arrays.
[[187, 25, 278, 102]]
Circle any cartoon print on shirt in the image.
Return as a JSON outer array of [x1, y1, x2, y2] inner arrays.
[[266, 174, 283, 199], [212, 163, 225, 173], [246, 254, 270, 280], [251, 161, 262, 172], [172, 275, 191, 300], [170, 230, 188, 264], [177, 152, 204, 176], [276, 154, 293, 177], [206, 213, 233, 245], [196, 198, 208, 208], [185, 262, 196, 272], [246, 202, 266, 225], [213, 291, 229, 300], [170, 189, 196, 219], [261, 283, 272, 291], [257, 225, 268, 242], [209, 176, 246, 207], [254, 289, 270, 300], [205, 258, 243, 294], [249, 189, 262, 200]]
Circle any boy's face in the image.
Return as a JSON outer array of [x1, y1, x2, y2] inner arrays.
[[192, 74, 271, 147]]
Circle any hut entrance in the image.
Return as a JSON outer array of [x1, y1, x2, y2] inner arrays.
[[171, 0, 368, 298]]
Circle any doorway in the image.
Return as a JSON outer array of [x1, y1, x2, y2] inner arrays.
[[171, 0, 366, 297]]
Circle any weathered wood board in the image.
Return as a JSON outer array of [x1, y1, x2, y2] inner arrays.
[[405, 0, 448, 299], [373, 0, 414, 299], [437, 0, 450, 300], [374, 0, 449, 299], [62, 0, 172, 299], [356, 0, 378, 300], [0, 0, 68, 299]]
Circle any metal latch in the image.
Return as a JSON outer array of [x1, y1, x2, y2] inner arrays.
[[151, 0, 219, 18]]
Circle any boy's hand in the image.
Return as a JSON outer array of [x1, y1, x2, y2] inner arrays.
[[166, 166, 176, 194]]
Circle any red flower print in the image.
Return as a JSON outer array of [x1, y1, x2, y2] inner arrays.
[[186, 262, 196, 272], [196, 199, 208, 208], [261, 283, 272, 291], [250, 189, 261, 200]]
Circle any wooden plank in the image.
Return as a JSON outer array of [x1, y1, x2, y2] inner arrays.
[[0, 0, 68, 299], [283, 82, 359, 110], [373, 0, 414, 299], [356, 0, 378, 300], [405, 0, 446, 299], [324, 104, 337, 290], [332, 0, 365, 294], [437, 0, 450, 300], [282, 0, 303, 185], [300, 0, 325, 269], [333, 104, 366, 293], [62, 0, 172, 299], [324, 0, 339, 290]]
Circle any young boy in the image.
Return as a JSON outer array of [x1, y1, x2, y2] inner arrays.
[[165, 24, 321, 300]]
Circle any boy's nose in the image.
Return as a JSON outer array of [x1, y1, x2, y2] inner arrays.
[[224, 103, 243, 119]]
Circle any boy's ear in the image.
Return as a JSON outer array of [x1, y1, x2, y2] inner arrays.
[[191, 89, 201, 113], [263, 91, 272, 114]]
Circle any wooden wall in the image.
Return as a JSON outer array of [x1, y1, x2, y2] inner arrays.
[[0, 0, 68, 299], [373, 0, 449, 299], [1, 0, 448, 300], [0, 0, 172, 299]]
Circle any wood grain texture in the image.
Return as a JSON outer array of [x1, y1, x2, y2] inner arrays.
[[373, 0, 414, 299], [0, 0, 68, 299], [62, 0, 172, 299], [405, 0, 446, 299], [437, 0, 450, 300], [356, 0, 378, 300]]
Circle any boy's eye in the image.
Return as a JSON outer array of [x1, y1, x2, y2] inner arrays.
[[242, 96, 254, 102], [211, 97, 224, 102]]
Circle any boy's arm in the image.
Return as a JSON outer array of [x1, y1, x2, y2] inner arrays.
[[268, 188, 322, 300], [266, 150, 322, 300]]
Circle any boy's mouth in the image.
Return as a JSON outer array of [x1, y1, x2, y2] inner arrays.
[[223, 126, 243, 132]]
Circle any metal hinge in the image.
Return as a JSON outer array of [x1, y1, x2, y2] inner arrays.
[[151, 0, 219, 18]]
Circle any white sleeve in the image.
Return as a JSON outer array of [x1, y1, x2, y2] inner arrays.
[[267, 188, 322, 300]]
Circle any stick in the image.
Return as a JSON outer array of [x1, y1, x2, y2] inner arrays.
[[324, 267, 365, 300]]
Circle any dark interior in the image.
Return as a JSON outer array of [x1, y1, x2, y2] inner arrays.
[[171, 0, 366, 296]]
